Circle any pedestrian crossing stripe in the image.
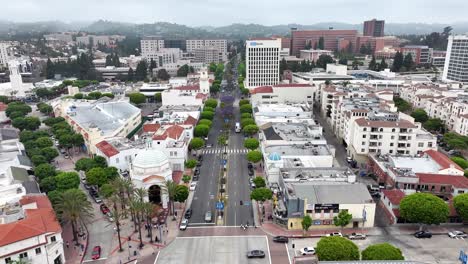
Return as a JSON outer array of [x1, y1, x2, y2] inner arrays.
[[201, 148, 249, 154]]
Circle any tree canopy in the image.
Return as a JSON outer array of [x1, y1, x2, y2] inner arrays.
[[204, 99, 218, 108], [361, 243, 404, 260], [334, 210, 353, 230], [194, 125, 210, 137], [250, 187, 273, 202], [252, 177, 266, 188], [243, 124, 259, 135], [244, 138, 259, 150], [400, 193, 449, 226], [246, 150, 263, 163], [454, 193, 468, 222], [129, 92, 146, 105], [411, 109, 429, 123], [189, 137, 205, 150], [316, 237, 360, 261], [301, 215, 312, 232], [55, 172, 80, 191]]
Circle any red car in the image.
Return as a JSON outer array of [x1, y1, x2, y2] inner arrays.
[[100, 204, 110, 214], [91, 246, 101, 260]]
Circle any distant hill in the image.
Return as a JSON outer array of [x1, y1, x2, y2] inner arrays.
[[0, 20, 467, 40]]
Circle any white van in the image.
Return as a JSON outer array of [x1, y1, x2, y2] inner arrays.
[[235, 122, 241, 133]]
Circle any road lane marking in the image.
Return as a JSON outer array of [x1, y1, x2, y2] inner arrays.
[[154, 251, 160, 264], [265, 236, 272, 264], [285, 243, 291, 264]]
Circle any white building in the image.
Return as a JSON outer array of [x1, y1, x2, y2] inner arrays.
[[144, 48, 182, 67], [0, 42, 12, 69], [253, 103, 315, 126], [443, 35, 468, 83], [0, 103, 7, 123], [193, 46, 223, 64], [249, 83, 317, 107], [186, 39, 227, 54], [141, 37, 165, 56], [54, 99, 142, 154], [0, 61, 34, 98], [245, 38, 281, 89], [299, 49, 333, 62], [139, 83, 171, 97], [0, 195, 64, 264]]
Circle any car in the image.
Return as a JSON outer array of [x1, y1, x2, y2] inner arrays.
[[106, 212, 114, 222], [190, 182, 197, 191], [198, 155, 203, 162], [91, 246, 101, 260], [448, 230, 467, 238], [192, 175, 199, 181], [246, 250, 265, 258], [247, 163, 253, 169], [196, 162, 202, 167], [248, 169, 254, 176], [194, 168, 200, 175], [414, 230, 432, 238], [205, 211, 212, 222], [300, 247, 315, 255], [100, 204, 110, 214], [180, 219, 189, 230], [272, 236, 289, 243], [250, 182, 256, 189], [348, 233, 366, 240], [84, 183, 91, 190], [93, 196, 102, 203], [326, 232, 343, 237], [184, 209, 192, 219], [206, 143, 213, 148], [64, 153, 70, 159]]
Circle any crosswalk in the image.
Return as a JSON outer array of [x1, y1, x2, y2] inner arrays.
[[201, 148, 249, 155]]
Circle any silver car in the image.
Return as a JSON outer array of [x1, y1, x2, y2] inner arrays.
[[448, 230, 467, 238]]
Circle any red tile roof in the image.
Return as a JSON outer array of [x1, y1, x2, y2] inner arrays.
[[0, 195, 61, 247], [392, 208, 400, 217], [382, 189, 405, 205], [174, 84, 200, 91], [95, 140, 120, 158], [184, 115, 197, 126], [250, 86, 273, 94], [196, 93, 207, 99], [417, 173, 468, 188], [355, 118, 418, 128], [166, 125, 185, 139], [424, 149, 463, 171], [273, 84, 311, 88], [0, 102, 7, 111], [142, 175, 165, 183], [143, 124, 161, 133], [152, 133, 168, 140]]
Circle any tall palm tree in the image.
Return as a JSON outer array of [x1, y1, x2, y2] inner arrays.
[[162, 180, 178, 217], [134, 187, 147, 202], [111, 177, 127, 213], [55, 189, 94, 245], [108, 194, 125, 252], [142, 202, 155, 243], [130, 199, 144, 248]]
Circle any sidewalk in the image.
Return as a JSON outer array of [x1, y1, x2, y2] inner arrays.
[[62, 223, 88, 264]]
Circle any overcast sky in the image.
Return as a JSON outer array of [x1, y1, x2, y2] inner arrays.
[[2, 0, 467, 26]]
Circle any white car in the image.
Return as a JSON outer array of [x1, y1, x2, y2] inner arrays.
[[300, 247, 315, 255], [189, 182, 197, 191], [448, 230, 468, 238], [179, 219, 188, 230], [348, 233, 366, 240], [326, 232, 343, 237]]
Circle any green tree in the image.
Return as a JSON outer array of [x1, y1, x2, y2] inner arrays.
[[185, 159, 198, 169], [451, 157, 468, 169], [55, 172, 80, 191], [177, 64, 190, 77], [35, 137, 53, 148], [392, 51, 404, 72], [301, 215, 313, 233], [241, 118, 255, 128], [54, 189, 94, 244], [129, 92, 146, 105], [37, 103, 53, 115], [162, 180, 178, 216], [333, 210, 353, 231], [454, 193, 468, 222], [12, 116, 41, 131], [100, 183, 115, 198], [200, 111, 214, 120], [239, 99, 250, 106], [156, 69, 170, 81], [241, 113, 252, 119], [361, 243, 404, 260], [93, 156, 108, 168], [250, 187, 273, 202], [203, 106, 215, 113], [189, 137, 205, 150], [240, 104, 252, 114], [447, 138, 467, 150], [41, 147, 59, 162], [74, 93, 84, 99], [368, 55, 377, 71], [411, 109, 429, 123], [252, 176, 266, 188], [40, 176, 56, 193], [182, 175, 191, 184], [244, 138, 259, 150], [135, 60, 148, 81], [31, 155, 47, 166], [316, 237, 360, 261], [403, 53, 414, 71], [198, 119, 212, 128], [317, 55, 335, 69], [127, 67, 134, 81], [204, 99, 218, 108], [318, 37, 324, 50], [379, 58, 388, 70], [393, 97, 412, 113], [75, 158, 97, 172], [243, 124, 259, 135], [154, 93, 162, 103], [247, 150, 263, 163], [34, 163, 57, 181], [86, 167, 109, 187], [5, 102, 32, 117], [174, 185, 189, 203], [194, 125, 210, 137], [424, 118, 444, 132], [400, 193, 449, 228]]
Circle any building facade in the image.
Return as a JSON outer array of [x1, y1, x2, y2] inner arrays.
[[245, 38, 281, 89], [290, 29, 358, 56], [400, 46, 433, 65], [443, 35, 468, 83], [363, 19, 385, 37]]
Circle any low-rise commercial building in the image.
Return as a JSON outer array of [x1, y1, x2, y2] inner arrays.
[[400, 46, 432, 65], [299, 49, 333, 62], [249, 83, 317, 107]]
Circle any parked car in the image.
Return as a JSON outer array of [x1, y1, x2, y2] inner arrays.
[[64, 153, 70, 159], [83, 183, 91, 190], [448, 230, 467, 238], [246, 250, 265, 258], [91, 246, 101, 260], [93, 196, 102, 203], [184, 209, 192, 219], [190, 182, 197, 191], [100, 204, 110, 214], [326, 232, 343, 237], [248, 169, 254, 176], [206, 143, 213, 148], [348, 233, 366, 240], [414, 230, 432, 238], [180, 219, 189, 230], [300, 247, 315, 255], [192, 175, 199, 181], [272, 236, 289, 243], [194, 168, 200, 175], [196, 162, 202, 167], [198, 155, 203, 162], [205, 211, 212, 222], [247, 163, 253, 169], [107, 212, 114, 222]]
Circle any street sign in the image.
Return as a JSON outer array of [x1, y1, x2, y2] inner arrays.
[[216, 202, 224, 210]]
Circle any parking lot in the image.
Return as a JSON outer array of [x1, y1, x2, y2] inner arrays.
[[286, 233, 464, 264], [156, 236, 271, 264]]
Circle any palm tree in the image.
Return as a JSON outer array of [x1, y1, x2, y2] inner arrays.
[[142, 202, 155, 243], [130, 199, 144, 248], [134, 187, 147, 202], [55, 189, 94, 245], [162, 180, 178, 217], [111, 177, 127, 213], [108, 194, 125, 252]]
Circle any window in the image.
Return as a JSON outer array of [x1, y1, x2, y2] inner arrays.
[[389, 150, 393, 154], [5, 258, 11, 264], [363, 128, 367, 131], [441, 186, 446, 192], [35, 248, 42, 254], [428, 142, 433, 147], [418, 142, 424, 147], [19, 252, 28, 259], [50, 236, 56, 242], [390, 143, 394, 146], [392, 128, 396, 132], [361, 149, 365, 152], [459, 190, 465, 194], [362, 135, 366, 138], [362, 142, 366, 145], [391, 136, 395, 139]]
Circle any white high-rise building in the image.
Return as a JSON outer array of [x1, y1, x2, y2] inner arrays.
[[0, 42, 11, 69], [443, 35, 468, 83], [245, 38, 281, 89], [141, 37, 165, 58]]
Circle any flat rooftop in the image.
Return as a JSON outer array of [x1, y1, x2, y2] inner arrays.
[[287, 183, 372, 204], [390, 156, 441, 174], [158, 105, 201, 112], [280, 167, 356, 183], [261, 123, 323, 141], [67, 100, 140, 136], [255, 104, 309, 114], [265, 144, 330, 157]]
